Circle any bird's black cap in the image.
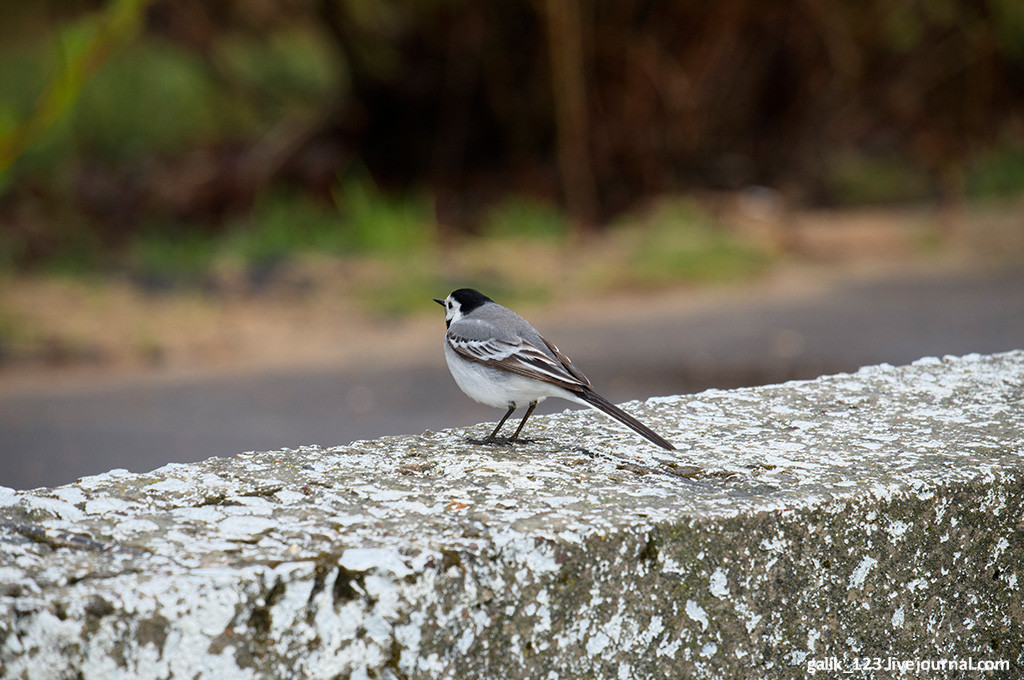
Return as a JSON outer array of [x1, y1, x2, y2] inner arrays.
[[447, 288, 493, 314]]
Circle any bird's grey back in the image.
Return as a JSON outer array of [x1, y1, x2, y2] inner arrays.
[[449, 301, 558, 361]]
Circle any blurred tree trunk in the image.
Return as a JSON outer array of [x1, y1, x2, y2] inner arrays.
[[538, 0, 598, 233]]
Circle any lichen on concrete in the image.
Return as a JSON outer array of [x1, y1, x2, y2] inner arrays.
[[1, 351, 1023, 679]]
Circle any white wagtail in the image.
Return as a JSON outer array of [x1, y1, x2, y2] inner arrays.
[[434, 288, 675, 450]]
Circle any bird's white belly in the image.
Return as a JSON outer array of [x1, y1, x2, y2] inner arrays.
[[444, 342, 566, 408]]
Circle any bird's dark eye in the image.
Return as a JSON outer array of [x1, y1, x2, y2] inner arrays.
[[447, 302, 452, 309]]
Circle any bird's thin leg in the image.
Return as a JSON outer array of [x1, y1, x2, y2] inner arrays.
[[482, 404, 517, 443], [509, 401, 538, 442]]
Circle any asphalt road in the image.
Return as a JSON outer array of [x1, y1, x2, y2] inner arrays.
[[2, 265, 1022, 490]]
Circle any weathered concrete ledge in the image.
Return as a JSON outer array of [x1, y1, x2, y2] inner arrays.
[[2, 351, 1023, 679]]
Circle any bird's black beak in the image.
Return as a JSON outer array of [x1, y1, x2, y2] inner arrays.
[[433, 298, 445, 307]]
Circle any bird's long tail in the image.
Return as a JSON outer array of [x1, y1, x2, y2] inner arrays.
[[574, 389, 676, 450]]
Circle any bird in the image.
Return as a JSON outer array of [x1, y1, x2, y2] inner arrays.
[[434, 288, 675, 450]]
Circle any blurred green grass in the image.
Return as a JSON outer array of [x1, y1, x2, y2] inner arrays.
[[482, 197, 569, 243], [118, 180, 770, 314], [612, 199, 768, 287], [124, 175, 436, 282], [823, 152, 934, 206], [965, 148, 1024, 201]]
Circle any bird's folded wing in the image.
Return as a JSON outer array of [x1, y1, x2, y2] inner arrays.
[[540, 338, 591, 387], [447, 333, 589, 391]]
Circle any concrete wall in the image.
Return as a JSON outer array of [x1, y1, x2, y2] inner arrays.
[[1, 351, 1022, 679]]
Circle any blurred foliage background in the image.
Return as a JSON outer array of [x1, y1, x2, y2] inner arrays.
[[1, 0, 1023, 307]]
